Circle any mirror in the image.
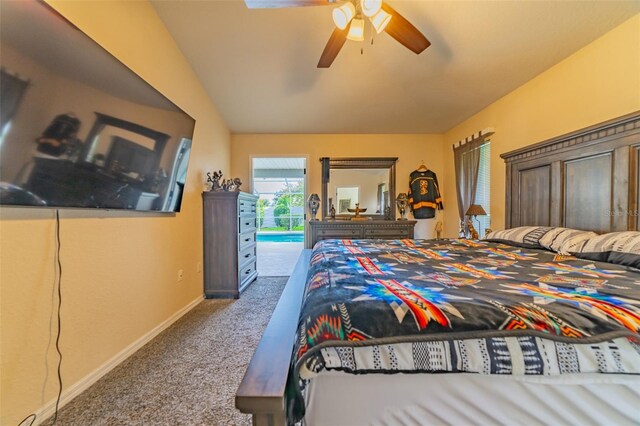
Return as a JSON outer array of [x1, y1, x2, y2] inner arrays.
[[321, 157, 397, 220], [330, 170, 389, 214], [81, 113, 168, 177]]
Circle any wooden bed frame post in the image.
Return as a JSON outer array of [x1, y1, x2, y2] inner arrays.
[[236, 250, 312, 426]]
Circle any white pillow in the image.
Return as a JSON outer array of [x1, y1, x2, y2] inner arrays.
[[484, 226, 553, 249], [574, 231, 640, 268], [538, 228, 598, 254], [485, 226, 597, 254]]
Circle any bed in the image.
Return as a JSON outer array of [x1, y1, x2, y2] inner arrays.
[[236, 112, 640, 425]]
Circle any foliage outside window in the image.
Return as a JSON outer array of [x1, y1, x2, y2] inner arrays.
[[254, 178, 304, 232]]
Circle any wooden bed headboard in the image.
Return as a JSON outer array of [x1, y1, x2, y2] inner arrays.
[[501, 111, 640, 233]]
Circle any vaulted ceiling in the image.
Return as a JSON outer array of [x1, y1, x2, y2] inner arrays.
[[151, 1, 639, 134]]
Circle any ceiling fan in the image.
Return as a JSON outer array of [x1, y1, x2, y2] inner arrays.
[[245, 0, 431, 68]]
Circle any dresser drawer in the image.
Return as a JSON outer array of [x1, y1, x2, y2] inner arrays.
[[239, 216, 257, 234], [364, 227, 411, 238], [239, 244, 256, 265], [318, 228, 361, 238], [238, 198, 257, 216], [239, 260, 257, 284], [239, 230, 256, 251]]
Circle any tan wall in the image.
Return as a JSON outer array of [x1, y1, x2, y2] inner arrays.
[[0, 1, 229, 424], [230, 134, 445, 240], [441, 13, 640, 238]]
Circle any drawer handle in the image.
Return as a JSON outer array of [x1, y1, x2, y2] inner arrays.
[[352, 230, 357, 234], [244, 253, 251, 258], [245, 269, 251, 275], [244, 237, 251, 242]]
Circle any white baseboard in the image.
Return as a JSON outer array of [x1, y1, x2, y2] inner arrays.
[[32, 295, 204, 425]]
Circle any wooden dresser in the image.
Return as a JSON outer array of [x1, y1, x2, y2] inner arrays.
[[309, 220, 417, 248], [202, 191, 258, 298]]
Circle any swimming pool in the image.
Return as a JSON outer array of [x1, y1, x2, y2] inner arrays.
[[256, 233, 304, 243]]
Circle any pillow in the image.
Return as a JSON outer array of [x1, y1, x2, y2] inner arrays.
[[573, 231, 640, 269], [485, 226, 597, 253], [485, 226, 555, 249], [537, 228, 598, 254]]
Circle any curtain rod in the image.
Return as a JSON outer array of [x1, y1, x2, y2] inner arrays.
[[453, 127, 495, 148]]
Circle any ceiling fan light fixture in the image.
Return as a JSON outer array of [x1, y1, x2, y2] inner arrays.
[[361, 0, 382, 17], [332, 2, 356, 30], [370, 9, 391, 34], [346, 18, 365, 41]]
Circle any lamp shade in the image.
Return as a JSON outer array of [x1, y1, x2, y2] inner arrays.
[[370, 9, 391, 34], [361, 0, 382, 17], [347, 18, 365, 41], [332, 3, 356, 30], [465, 204, 487, 216]]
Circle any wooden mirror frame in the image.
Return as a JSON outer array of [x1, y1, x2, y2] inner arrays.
[[80, 112, 170, 171], [320, 157, 398, 220]]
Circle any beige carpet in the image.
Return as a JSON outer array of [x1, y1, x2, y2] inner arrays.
[[42, 277, 287, 426]]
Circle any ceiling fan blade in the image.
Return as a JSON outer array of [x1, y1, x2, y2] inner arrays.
[[381, 3, 431, 54], [317, 27, 348, 68], [245, 0, 331, 8]]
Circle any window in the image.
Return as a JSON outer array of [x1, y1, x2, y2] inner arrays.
[[251, 157, 307, 233], [474, 142, 491, 235], [252, 177, 305, 231]]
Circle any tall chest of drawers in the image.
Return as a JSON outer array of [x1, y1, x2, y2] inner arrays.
[[202, 191, 258, 298]]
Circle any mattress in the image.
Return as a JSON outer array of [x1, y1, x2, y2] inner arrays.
[[289, 238, 640, 422], [303, 370, 640, 426]]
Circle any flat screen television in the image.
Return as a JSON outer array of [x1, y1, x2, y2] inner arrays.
[[0, 1, 196, 212]]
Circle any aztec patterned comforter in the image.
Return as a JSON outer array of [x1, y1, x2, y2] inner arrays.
[[289, 238, 640, 421]]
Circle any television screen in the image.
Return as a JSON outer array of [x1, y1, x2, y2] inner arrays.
[[0, 1, 195, 212]]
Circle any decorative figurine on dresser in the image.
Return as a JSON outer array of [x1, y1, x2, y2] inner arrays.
[[307, 193, 320, 221], [202, 173, 257, 298], [396, 193, 409, 220]]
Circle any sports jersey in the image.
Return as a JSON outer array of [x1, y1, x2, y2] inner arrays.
[[408, 169, 443, 219]]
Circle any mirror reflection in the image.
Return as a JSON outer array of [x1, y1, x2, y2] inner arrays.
[[328, 168, 389, 215]]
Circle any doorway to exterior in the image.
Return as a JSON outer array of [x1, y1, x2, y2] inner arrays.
[[252, 157, 306, 276]]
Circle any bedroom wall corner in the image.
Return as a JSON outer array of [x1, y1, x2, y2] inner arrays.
[[441, 13, 640, 238], [0, 1, 230, 424]]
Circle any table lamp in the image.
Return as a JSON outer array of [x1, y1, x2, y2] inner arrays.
[[465, 204, 487, 238]]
